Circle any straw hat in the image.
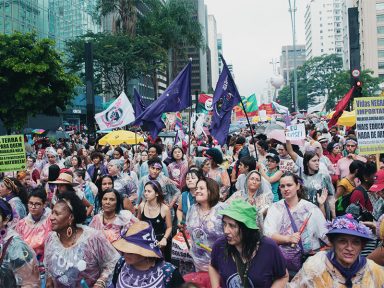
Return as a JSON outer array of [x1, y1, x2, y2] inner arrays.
[[112, 221, 163, 258], [48, 173, 79, 186]]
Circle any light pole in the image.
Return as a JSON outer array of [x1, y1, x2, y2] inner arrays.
[[288, 0, 299, 112]]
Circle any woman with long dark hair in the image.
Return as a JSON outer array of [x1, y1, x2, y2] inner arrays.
[[168, 146, 189, 190], [186, 177, 226, 272], [137, 180, 172, 260], [264, 172, 329, 278], [89, 188, 137, 244], [301, 151, 335, 219], [209, 199, 288, 287]]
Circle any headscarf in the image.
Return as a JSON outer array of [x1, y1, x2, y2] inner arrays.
[[242, 170, 273, 201]]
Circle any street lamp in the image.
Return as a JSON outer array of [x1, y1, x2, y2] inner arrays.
[[288, 0, 299, 112]]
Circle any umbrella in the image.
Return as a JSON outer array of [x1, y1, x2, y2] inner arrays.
[[32, 129, 45, 134], [98, 130, 145, 145], [327, 110, 356, 127], [45, 130, 70, 139], [264, 123, 285, 135], [96, 129, 113, 134]]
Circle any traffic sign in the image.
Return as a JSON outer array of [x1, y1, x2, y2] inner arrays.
[[352, 69, 360, 78]]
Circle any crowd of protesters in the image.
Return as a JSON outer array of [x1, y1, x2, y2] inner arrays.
[[1, 121, 384, 288]]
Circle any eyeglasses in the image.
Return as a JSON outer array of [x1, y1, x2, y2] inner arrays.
[[346, 145, 356, 147], [28, 202, 43, 208]]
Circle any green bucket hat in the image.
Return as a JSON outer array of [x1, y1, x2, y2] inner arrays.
[[219, 199, 258, 229]]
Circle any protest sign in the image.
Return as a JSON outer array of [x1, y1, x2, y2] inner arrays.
[[355, 97, 384, 155], [259, 110, 267, 122], [0, 135, 26, 173], [286, 123, 306, 140]]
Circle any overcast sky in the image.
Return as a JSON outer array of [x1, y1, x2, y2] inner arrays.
[[204, 0, 306, 97]]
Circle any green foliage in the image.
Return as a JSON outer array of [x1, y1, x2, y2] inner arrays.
[[138, 0, 203, 79], [277, 54, 381, 111], [65, 32, 167, 97], [0, 32, 79, 131], [66, 0, 203, 98], [96, 0, 138, 36]]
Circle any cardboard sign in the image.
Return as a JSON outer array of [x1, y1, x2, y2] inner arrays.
[[355, 97, 384, 155], [0, 135, 26, 172], [286, 124, 306, 140]]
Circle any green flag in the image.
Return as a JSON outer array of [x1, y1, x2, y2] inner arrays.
[[245, 93, 258, 112]]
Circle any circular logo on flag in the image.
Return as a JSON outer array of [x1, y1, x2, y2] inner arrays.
[[104, 108, 124, 125], [205, 98, 213, 111]]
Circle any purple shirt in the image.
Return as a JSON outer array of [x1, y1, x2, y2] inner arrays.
[[211, 236, 287, 288]]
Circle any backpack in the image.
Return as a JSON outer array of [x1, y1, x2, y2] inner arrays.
[[339, 186, 374, 221]]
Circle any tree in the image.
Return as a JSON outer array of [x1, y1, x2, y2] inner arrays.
[[138, 0, 203, 80], [67, 0, 202, 98], [0, 32, 79, 132], [96, 0, 138, 36], [277, 54, 381, 111], [65, 32, 167, 98]]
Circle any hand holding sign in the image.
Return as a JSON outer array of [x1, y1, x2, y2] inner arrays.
[[285, 124, 306, 141]]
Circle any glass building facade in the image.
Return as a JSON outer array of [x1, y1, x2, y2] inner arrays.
[[0, 0, 100, 51]]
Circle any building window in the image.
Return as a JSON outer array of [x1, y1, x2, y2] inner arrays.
[[379, 38, 384, 46], [378, 14, 384, 22], [379, 50, 384, 58], [379, 62, 384, 69], [377, 3, 384, 11], [378, 26, 384, 34]]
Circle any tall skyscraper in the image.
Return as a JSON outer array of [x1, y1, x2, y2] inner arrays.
[[48, 0, 100, 51], [217, 33, 223, 74], [304, 0, 344, 60], [172, 0, 208, 94], [207, 14, 219, 90], [0, 0, 49, 38]]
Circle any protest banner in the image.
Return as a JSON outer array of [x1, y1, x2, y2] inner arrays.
[[354, 97, 384, 155], [0, 135, 26, 172], [259, 110, 267, 122], [286, 123, 306, 140]]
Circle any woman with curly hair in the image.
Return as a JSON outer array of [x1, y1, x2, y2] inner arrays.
[[45, 191, 120, 287]]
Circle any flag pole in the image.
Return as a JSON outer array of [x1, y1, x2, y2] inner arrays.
[[239, 99, 258, 161]]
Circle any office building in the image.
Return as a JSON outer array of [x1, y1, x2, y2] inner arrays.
[[207, 14, 219, 90], [280, 45, 306, 85], [304, 0, 344, 60]]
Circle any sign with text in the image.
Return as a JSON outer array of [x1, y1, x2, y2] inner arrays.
[[0, 135, 26, 172], [286, 123, 306, 140], [355, 97, 384, 155]]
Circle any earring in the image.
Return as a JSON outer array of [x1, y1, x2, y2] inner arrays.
[[66, 226, 73, 238]]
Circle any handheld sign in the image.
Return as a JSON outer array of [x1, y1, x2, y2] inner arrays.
[[354, 97, 384, 155], [285, 124, 306, 141], [0, 135, 26, 173]]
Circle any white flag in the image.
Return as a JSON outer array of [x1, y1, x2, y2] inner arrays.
[[272, 101, 289, 114], [307, 97, 327, 114], [195, 114, 206, 136], [95, 92, 135, 130]]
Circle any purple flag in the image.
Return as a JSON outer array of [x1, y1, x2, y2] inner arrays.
[[134, 62, 192, 138], [209, 56, 242, 145], [133, 88, 146, 126], [134, 88, 146, 117]]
